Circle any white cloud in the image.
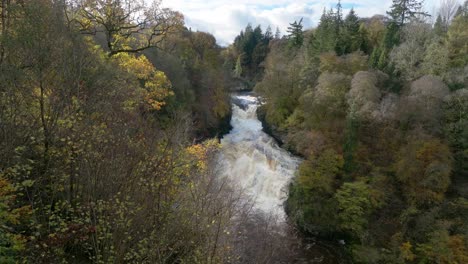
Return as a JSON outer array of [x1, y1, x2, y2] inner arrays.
[[161, 0, 447, 46]]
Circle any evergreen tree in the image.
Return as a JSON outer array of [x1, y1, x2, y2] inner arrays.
[[383, 22, 401, 49], [434, 14, 445, 36], [264, 26, 273, 42], [287, 18, 304, 48], [335, 0, 344, 27], [311, 8, 339, 55], [275, 27, 281, 39], [342, 8, 362, 54], [358, 23, 370, 53], [377, 48, 389, 70], [387, 0, 430, 26], [369, 46, 382, 68]]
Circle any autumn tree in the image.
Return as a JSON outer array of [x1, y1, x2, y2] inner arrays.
[[302, 72, 351, 127], [396, 138, 452, 206], [72, 0, 183, 56], [347, 71, 386, 120]]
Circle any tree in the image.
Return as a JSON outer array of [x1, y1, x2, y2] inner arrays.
[[287, 18, 304, 48], [439, 0, 460, 30], [234, 55, 243, 77], [72, 0, 183, 56], [422, 40, 449, 76], [433, 14, 445, 36], [447, 11, 468, 67], [311, 9, 339, 55], [400, 75, 450, 132], [298, 149, 344, 194], [264, 25, 273, 41], [274, 27, 281, 39], [444, 89, 468, 177], [390, 22, 433, 80], [335, 181, 382, 239], [232, 23, 271, 79], [115, 53, 173, 111], [344, 8, 362, 53], [336, 8, 362, 55], [396, 137, 452, 206], [319, 51, 368, 75], [347, 71, 384, 120], [387, 0, 430, 26], [0, 0, 11, 64], [303, 72, 351, 125]]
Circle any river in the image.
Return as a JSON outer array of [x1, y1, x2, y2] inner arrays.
[[218, 93, 346, 263]]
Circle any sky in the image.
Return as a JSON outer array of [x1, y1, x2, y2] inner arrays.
[[162, 0, 445, 46]]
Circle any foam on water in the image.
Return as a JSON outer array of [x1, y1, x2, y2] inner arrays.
[[219, 94, 300, 220]]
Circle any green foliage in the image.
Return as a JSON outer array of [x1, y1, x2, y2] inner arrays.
[[298, 149, 344, 194], [335, 181, 382, 239], [319, 51, 368, 75], [232, 24, 272, 81], [444, 89, 468, 178], [0, 177, 28, 263], [416, 230, 468, 263], [255, 1, 467, 262], [287, 149, 344, 235], [390, 22, 433, 80], [434, 14, 446, 36], [302, 72, 351, 126], [287, 18, 304, 48], [422, 40, 449, 76], [387, 0, 430, 26], [447, 13, 468, 68]]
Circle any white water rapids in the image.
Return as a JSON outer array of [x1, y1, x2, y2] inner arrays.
[[219, 94, 300, 221]]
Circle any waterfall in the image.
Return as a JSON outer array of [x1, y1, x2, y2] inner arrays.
[[219, 94, 300, 221]]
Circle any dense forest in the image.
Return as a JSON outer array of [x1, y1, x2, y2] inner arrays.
[[0, 0, 467, 263], [248, 0, 468, 263], [0, 0, 247, 262]]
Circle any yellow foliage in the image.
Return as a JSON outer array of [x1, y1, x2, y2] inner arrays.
[[114, 53, 174, 111], [144, 71, 174, 110], [400, 242, 415, 261], [116, 53, 154, 79], [185, 139, 220, 172]]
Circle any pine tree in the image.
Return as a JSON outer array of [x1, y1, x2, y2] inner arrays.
[[287, 18, 304, 48], [434, 14, 445, 36], [369, 46, 382, 68], [387, 0, 430, 26], [336, 0, 344, 27], [275, 27, 281, 39], [312, 8, 339, 55], [377, 48, 388, 70], [344, 8, 362, 53], [264, 26, 273, 42]]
